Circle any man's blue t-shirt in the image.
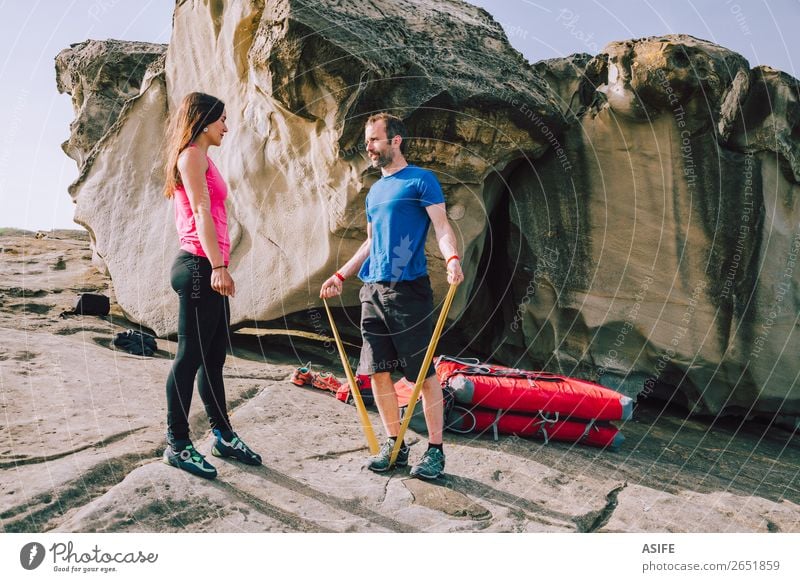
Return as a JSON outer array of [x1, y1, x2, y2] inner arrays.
[[358, 165, 445, 283]]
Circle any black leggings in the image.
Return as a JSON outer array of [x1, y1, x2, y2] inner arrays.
[[165, 250, 232, 442]]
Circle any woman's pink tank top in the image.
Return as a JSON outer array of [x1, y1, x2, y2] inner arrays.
[[173, 150, 230, 265]]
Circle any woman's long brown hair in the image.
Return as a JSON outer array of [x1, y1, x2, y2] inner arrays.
[[163, 92, 225, 199]]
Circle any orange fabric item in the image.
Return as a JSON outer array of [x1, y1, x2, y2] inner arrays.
[[393, 377, 417, 407]]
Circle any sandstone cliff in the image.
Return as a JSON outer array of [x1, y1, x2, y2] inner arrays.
[[460, 35, 800, 424], [56, 2, 800, 423]]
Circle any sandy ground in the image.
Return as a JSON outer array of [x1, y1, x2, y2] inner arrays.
[[0, 229, 798, 533]]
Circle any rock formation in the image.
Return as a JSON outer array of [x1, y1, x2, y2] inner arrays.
[[56, 40, 167, 170], [56, 2, 800, 423], [57, 0, 561, 336], [459, 35, 800, 424], [56, 39, 170, 318]]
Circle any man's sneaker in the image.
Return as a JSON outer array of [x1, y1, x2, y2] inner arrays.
[[211, 430, 262, 465], [410, 447, 446, 480], [163, 441, 217, 480], [291, 363, 314, 386], [367, 438, 409, 472], [312, 372, 342, 393]]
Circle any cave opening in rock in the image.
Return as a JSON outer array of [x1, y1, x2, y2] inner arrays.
[[454, 164, 520, 363]]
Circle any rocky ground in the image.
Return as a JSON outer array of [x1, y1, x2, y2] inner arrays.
[[0, 230, 798, 533]]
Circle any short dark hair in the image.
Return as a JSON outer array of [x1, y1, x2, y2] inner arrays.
[[366, 112, 407, 152]]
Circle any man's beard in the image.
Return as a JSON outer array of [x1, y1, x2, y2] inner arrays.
[[371, 149, 393, 168]]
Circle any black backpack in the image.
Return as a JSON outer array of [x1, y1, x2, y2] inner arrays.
[[75, 293, 110, 315], [60, 293, 110, 317]]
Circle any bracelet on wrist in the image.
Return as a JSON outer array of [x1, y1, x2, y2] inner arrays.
[[446, 255, 460, 265], [335, 271, 346, 282], [212, 265, 227, 270]]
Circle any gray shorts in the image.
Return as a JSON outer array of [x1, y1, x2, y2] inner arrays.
[[357, 276, 436, 381]]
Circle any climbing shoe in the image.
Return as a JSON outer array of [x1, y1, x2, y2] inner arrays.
[[163, 440, 217, 480], [211, 430, 262, 465]]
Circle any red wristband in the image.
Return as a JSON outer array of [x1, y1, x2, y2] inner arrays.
[[446, 255, 460, 265], [335, 271, 345, 282]]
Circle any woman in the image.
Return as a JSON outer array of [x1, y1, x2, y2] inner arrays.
[[162, 92, 261, 479]]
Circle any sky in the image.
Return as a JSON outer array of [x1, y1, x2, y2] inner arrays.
[[1, 0, 798, 230]]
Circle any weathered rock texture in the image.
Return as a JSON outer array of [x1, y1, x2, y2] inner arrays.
[[55, 4, 800, 423], [56, 40, 167, 170], [459, 35, 800, 426], [56, 39, 171, 319], [1, 232, 797, 533], [57, 0, 561, 336]]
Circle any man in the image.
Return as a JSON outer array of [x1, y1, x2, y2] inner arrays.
[[320, 112, 464, 479]]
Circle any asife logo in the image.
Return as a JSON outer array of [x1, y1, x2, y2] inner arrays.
[[20, 542, 46, 570]]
